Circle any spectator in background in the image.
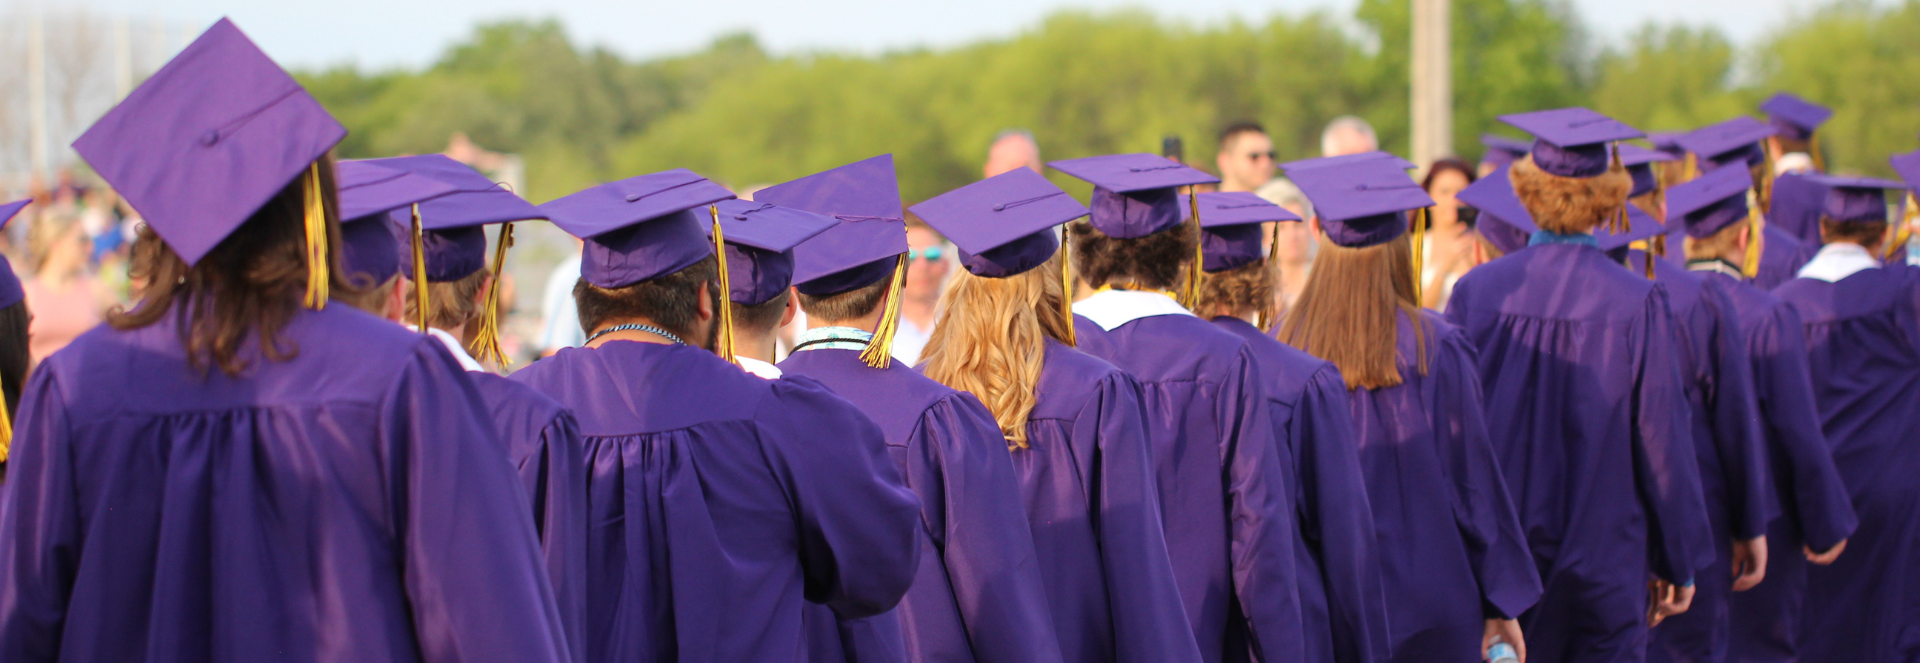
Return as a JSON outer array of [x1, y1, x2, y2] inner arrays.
[[1321, 116, 1380, 157], [22, 210, 108, 365], [1216, 122, 1277, 193], [536, 239, 585, 357], [1419, 158, 1478, 310], [1256, 178, 1317, 314], [893, 215, 951, 365], [985, 129, 1043, 178]]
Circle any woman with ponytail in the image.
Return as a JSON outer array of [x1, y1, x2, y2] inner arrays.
[[1285, 157, 1539, 663], [915, 169, 1201, 663]]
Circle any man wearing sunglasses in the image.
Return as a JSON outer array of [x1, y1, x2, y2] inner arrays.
[[1217, 121, 1279, 194], [892, 215, 953, 365]]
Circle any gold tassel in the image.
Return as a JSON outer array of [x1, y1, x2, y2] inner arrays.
[[302, 163, 329, 310], [410, 204, 429, 333], [0, 388, 12, 464], [1742, 203, 1764, 278], [859, 255, 908, 368], [1059, 237, 1076, 347], [1810, 131, 1826, 172], [1410, 207, 1426, 306], [1650, 234, 1666, 280], [1260, 221, 1284, 333], [467, 222, 514, 368], [1888, 192, 1917, 261], [710, 205, 737, 364], [1683, 154, 1699, 183], [1184, 191, 1204, 309]]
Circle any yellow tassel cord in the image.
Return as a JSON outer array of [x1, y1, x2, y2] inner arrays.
[[1183, 191, 1204, 309], [467, 222, 515, 368], [858, 255, 909, 369], [1650, 235, 1666, 280], [1259, 221, 1284, 333], [1058, 238, 1076, 347], [410, 204, 430, 333], [710, 205, 737, 364], [1810, 132, 1826, 173], [1607, 144, 1631, 235], [1759, 141, 1777, 216], [1889, 192, 1918, 261], [302, 163, 329, 310], [0, 389, 12, 464], [1409, 207, 1426, 305], [1682, 154, 1700, 183], [1742, 202, 1764, 278]]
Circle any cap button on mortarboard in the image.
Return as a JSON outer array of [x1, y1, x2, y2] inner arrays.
[[625, 193, 642, 202], [201, 130, 220, 146]]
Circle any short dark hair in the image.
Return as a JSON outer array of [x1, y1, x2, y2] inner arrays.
[[796, 276, 891, 323], [574, 255, 719, 340], [1068, 218, 1196, 290], [1218, 122, 1268, 150], [730, 289, 791, 333], [1821, 219, 1888, 248]]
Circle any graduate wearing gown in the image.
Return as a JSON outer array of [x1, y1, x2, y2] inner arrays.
[[1446, 108, 1713, 663], [764, 156, 1066, 663], [912, 169, 1203, 663], [1189, 191, 1390, 663], [1054, 154, 1304, 663], [1656, 169, 1857, 663], [0, 20, 573, 662], [332, 158, 591, 660], [513, 168, 924, 663], [1672, 117, 1817, 291], [1772, 170, 1920, 663], [1284, 161, 1540, 663]]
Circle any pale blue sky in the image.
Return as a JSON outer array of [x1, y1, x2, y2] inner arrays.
[[19, 0, 1862, 70]]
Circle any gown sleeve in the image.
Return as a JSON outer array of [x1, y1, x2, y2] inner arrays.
[[1220, 346, 1305, 663], [1291, 364, 1391, 663], [754, 377, 922, 619], [908, 393, 1065, 663], [0, 368, 80, 662], [1750, 302, 1857, 551], [1631, 286, 1715, 585], [1431, 327, 1543, 620], [385, 340, 572, 663], [1076, 372, 1204, 663], [1700, 285, 1773, 541]]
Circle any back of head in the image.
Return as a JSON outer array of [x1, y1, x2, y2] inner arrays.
[[920, 257, 1074, 449], [1067, 218, 1197, 291], [1321, 116, 1379, 157], [1218, 122, 1268, 154], [1278, 233, 1425, 389], [574, 255, 720, 349], [1509, 155, 1632, 234], [1195, 258, 1277, 326]]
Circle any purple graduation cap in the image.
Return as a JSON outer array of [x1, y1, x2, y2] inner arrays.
[[1498, 107, 1644, 179], [1890, 149, 1920, 193], [1677, 117, 1776, 173], [1759, 92, 1833, 142], [1594, 206, 1666, 251], [1454, 164, 1539, 255], [540, 169, 736, 289], [1618, 143, 1678, 198], [1182, 192, 1302, 272], [1667, 165, 1754, 238], [712, 199, 837, 306], [363, 154, 547, 282], [1481, 135, 1534, 168], [1649, 132, 1688, 160], [334, 160, 458, 285], [1292, 160, 1435, 248], [71, 18, 345, 268], [1047, 153, 1218, 239], [908, 168, 1089, 278], [1802, 175, 1907, 224], [1281, 151, 1418, 173], [758, 155, 909, 296], [0, 200, 28, 310]]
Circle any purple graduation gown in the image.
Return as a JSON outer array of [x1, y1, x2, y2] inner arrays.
[[1626, 258, 1770, 663], [985, 339, 1203, 663], [1694, 271, 1858, 663], [779, 348, 1066, 663], [1752, 226, 1817, 293], [1346, 310, 1540, 663], [0, 305, 572, 663], [511, 341, 923, 663], [1446, 243, 1713, 663], [1772, 265, 1920, 663], [1072, 313, 1303, 663], [470, 372, 590, 663], [1213, 316, 1390, 663]]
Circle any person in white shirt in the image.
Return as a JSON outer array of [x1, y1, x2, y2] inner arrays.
[[538, 246, 585, 357]]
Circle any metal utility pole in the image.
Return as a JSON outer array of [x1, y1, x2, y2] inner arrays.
[[1409, 0, 1452, 171]]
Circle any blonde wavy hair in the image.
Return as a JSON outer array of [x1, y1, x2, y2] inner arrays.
[[919, 254, 1076, 450]]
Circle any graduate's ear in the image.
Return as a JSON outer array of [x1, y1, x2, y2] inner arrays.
[[779, 288, 798, 328], [697, 280, 716, 321], [385, 278, 407, 323]]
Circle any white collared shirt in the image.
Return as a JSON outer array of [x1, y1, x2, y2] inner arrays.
[[409, 325, 485, 372], [1071, 288, 1195, 332], [737, 356, 784, 380], [1796, 242, 1882, 283]]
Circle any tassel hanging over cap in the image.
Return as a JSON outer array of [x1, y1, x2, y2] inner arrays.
[[1889, 192, 1917, 261], [1410, 207, 1426, 305], [1742, 201, 1764, 278], [302, 162, 329, 310], [1059, 238, 1076, 346], [859, 255, 909, 368], [1259, 221, 1283, 333], [0, 388, 12, 464], [1810, 131, 1826, 173], [467, 222, 515, 367], [1183, 191, 1204, 310], [710, 205, 737, 364], [410, 204, 429, 333]]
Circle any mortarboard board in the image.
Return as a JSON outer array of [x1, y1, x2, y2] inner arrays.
[[711, 199, 837, 307], [542, 169, 736, 288], [1618, 143, 1678, 199], [1803, 175, 1906, 224], [334, 161, 458, 286], [1282, 151, 1419, 173], [1668, 166, 1755, 239], [1677, 117, 1776, 173], [71, 18, 344, 309], [1481, 135, 1534, 167], [1183, 192, 1302, 273], [1890, 150, 1920, 193], [1498, 107, 1644, 179], [909, 168, 1089, 279], [1292, 160, 1435, 248], [1759, 92, 1833, 142], [1048, 154, 1219, 239], [0, 200, 28, 310], [754, 155, 909, 367], [1454, 164, 1538, 256], [1649, 132, 1688, 159]]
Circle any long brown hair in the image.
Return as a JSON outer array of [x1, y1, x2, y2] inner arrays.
[[111, 157, 353, 376], [919, 254, 1075, 449], [1277, 232, 1427, 390]]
